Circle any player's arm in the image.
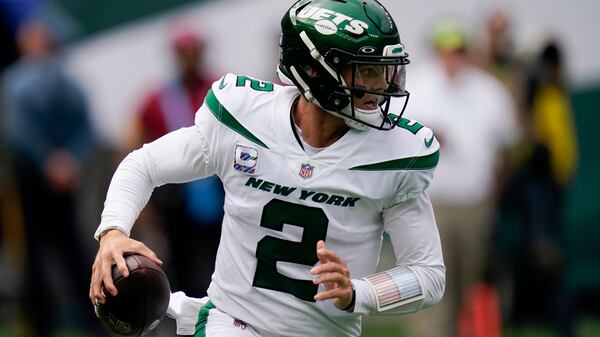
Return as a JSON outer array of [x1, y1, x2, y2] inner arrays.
[[90, 120, 215, 305], [352, 132, 444, 315], [351, 191, 445, 315], [311, 190, 444, 315], [313, 130, 444, 315]]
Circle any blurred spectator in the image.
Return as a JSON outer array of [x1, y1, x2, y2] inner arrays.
[[478, 11, 519, 87], [526, 41, 578, 187], [477, 10, 528, 119], [0, 0, 18, 246], [0, 5, 17, 328], [402, 20, 520, 337], [494, 40, 578, 337], [0, 5, 17, 229], [129, 29, 223, 298], [0, 19, 100, 336]]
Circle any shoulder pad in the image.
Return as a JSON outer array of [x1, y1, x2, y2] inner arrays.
[[200, 73, 281, 149], [350, 117, 439, 172], [206, 73, 280, 118]]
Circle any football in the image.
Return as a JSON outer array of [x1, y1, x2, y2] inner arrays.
[[94, 254, 171, 336]]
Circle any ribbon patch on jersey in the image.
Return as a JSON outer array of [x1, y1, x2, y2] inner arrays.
[[299, 163, 314, 178], [234, 144, 258, 175]]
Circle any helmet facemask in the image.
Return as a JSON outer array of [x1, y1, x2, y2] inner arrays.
[[330, 45, 410, 130]]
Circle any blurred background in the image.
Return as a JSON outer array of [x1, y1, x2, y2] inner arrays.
[[0, 0, 598, 336]]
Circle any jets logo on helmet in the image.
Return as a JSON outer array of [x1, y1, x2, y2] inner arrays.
[[296, 5, 370, 35], [314, 20, 338, 35], [278, 0, 411, 131]]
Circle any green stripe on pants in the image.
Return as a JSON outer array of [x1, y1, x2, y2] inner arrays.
[[194, 300, 216, 337]]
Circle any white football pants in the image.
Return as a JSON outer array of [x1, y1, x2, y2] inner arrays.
[[194, 302, 261, 337]]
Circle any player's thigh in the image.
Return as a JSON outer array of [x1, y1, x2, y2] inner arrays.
[[197, 306, 258, 337]]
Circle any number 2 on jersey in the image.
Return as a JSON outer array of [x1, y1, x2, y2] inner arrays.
[[252, 199, 329, 302], [236, 75, 274, 92]]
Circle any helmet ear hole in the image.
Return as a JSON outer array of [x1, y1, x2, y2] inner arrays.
[[302, 65, 320, 78], [329, 92, 350, 109]]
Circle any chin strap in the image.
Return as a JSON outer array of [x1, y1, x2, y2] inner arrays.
[[351, 106, 385, 130]]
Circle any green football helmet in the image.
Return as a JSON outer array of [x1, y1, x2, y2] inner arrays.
[[278, 0, 410, 130]]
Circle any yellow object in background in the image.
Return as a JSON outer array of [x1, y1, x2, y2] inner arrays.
[[532, 84, 579, 185]]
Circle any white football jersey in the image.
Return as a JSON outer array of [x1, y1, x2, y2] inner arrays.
[[193, 73, 440, 337]]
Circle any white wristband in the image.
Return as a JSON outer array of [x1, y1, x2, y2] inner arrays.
[[94, 225, 129, 241], [351, 279, 377, 314]]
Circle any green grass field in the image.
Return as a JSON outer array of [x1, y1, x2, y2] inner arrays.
[[0, 308, 600, 337], [0, 316, 598, 337], [359, 316, 600, 337]]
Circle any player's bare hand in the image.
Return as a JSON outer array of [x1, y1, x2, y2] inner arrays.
[[310, 240, 353, 310], [89, 229, 162, 305]]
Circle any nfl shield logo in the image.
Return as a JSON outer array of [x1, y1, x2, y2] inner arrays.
[[233, 319, 247, 330], [299, 163, 314, 178]]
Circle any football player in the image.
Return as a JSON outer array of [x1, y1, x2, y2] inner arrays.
[[90, 0, 445, 336]]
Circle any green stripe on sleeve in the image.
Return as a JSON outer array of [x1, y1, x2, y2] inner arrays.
[[205, 89, 269, 149], [350, 150, 439, 171], [194, 301, 216, 337]]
